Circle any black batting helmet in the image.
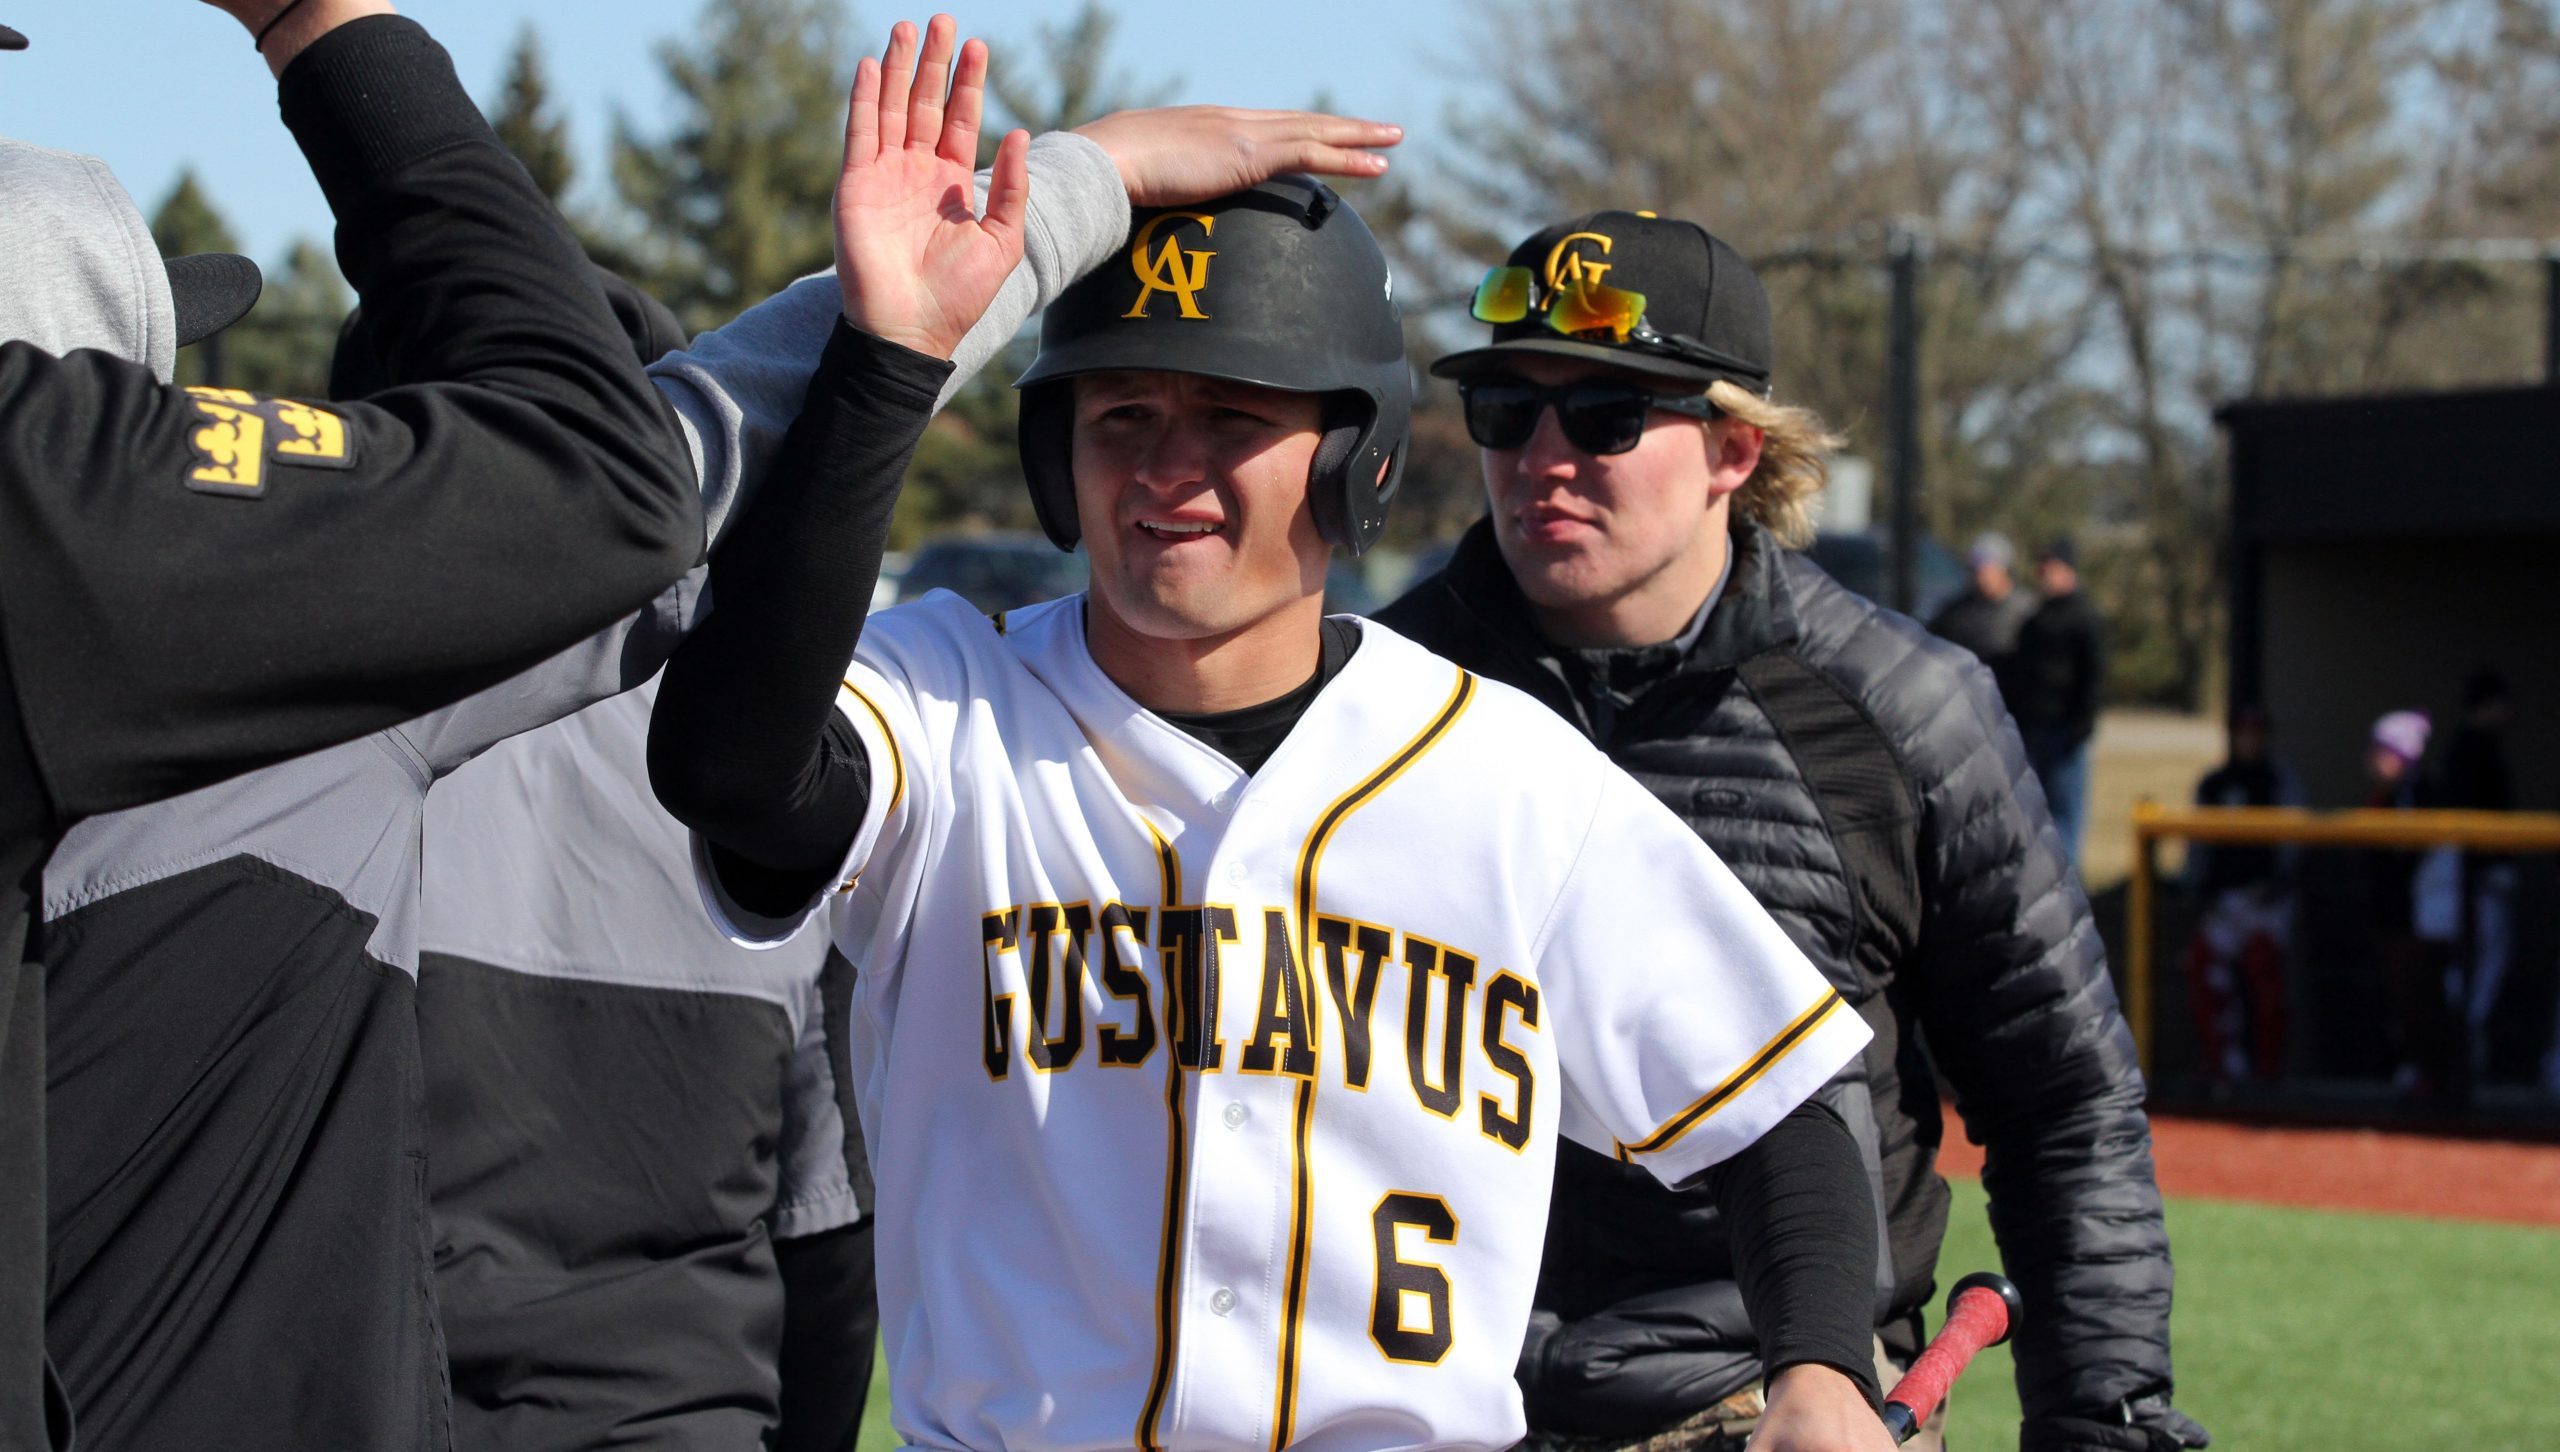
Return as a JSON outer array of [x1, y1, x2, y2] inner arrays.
[[1012, 175, 1412, 557]]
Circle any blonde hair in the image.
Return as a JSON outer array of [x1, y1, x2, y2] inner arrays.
[[1704, 380, 1844, 551]]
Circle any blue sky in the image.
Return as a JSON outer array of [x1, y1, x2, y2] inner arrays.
[[2, 2, 1476, 266]]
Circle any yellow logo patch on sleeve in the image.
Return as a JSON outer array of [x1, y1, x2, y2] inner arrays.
[[270, 399, 355, 467], [182, 388, 356, 497]]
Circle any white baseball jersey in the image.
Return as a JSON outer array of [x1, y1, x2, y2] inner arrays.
[[698, 591, 1870, 1452]]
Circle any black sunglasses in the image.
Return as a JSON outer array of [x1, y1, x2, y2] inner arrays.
[[1458, 379, 1722, 456]]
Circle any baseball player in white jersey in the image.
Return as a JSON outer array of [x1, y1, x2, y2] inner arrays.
[[651, 25, 1896, 1452]]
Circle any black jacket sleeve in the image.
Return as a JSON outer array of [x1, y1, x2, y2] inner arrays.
[[1897, 643, 2174, 1433], [0, 15, 698, 828], [648, 320, 951, 909]]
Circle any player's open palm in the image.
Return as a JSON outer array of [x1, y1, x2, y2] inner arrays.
[[834, 14, 1029, 361]]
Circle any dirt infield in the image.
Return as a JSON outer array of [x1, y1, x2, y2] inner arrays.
[[1934, 1112, 2560, 1228]]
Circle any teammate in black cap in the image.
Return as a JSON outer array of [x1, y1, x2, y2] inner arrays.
[[0, 4, 704, 1445], [1382, 212, 2208, 1452]]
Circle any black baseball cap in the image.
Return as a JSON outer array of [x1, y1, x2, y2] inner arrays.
[[1431, 209, 1774, 393], [0, 24, 27, 51]]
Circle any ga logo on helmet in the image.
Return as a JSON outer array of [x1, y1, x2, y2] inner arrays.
[[1542, 231, 1614, 294], [1123, 211, 1217, 320]]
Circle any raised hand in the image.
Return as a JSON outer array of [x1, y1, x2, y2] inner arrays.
[[833, 15, 1030, 361], [1073, 106, 1403, 208]]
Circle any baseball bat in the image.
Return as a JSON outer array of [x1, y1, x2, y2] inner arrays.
[[1879, 1272, 2024, 1444]]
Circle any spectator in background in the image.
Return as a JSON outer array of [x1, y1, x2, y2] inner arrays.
[[2003, 537, 2107, 864], [2182, 705, 2301, 1086], [1927, 531, 2031, 677], [2435, 669, 2516, 1087], [2363, 710, 2456, 1101]]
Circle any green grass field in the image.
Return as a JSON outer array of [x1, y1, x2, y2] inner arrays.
[[1935, 1178, 2560, 1450], [851, 1178, 2560, 1451]]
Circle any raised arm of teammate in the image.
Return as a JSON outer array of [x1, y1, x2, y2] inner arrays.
[[1, 5, 699, 823], [649, 18, 1019, 909]]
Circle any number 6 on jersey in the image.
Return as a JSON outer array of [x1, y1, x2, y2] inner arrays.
[[1371, 1192, 1458, 1364]]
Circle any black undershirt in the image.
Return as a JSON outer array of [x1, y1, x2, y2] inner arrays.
[[1158, 616, 1361, 775]]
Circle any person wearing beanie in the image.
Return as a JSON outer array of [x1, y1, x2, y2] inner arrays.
[[2361, 710, 2458, 1100], [1927, 530, 2032, 677]]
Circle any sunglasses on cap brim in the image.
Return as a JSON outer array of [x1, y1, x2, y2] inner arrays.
[[1471, 265, 1767, 382], [1458, 378, 1722, 456]]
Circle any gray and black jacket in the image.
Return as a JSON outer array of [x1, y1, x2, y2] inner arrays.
[[420, 676, 867, 1452], [39, 130, 1131, 1452], [8, 19, 701, 1449], [1378, 520, 2177, 1450]]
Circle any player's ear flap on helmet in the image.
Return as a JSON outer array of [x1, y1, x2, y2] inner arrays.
[[1017, 382, 1082, 551], [1307, 390, 1407, 556]]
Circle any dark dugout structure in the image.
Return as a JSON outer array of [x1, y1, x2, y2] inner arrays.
[[2218, 383, 2557, 807], [2205, 383, 2560, 1107]]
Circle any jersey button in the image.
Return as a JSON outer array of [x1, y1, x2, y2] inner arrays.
[[1210, 1287, 1238, 1317], [1225, 861, 1247, 885], [1222, 1101, 1247, 1129]]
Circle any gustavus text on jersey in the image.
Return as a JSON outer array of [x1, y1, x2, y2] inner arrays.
[[979, 898, 1540, 1150]]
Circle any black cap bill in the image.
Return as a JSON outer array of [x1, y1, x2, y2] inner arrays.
[[164, 253, 265, 348]]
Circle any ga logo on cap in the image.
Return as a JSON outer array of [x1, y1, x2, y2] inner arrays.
[[1124, 211, 1217, 320], [1543, 231, 1614, 293]]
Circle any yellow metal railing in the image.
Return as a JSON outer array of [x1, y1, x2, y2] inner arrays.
[[2125, 803, 2560, 1076]]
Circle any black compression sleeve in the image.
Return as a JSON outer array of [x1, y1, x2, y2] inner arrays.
[[775, 1218, 881, 1452], [1702, 1096, 1883, 1407], [649, 320, 950, 896]]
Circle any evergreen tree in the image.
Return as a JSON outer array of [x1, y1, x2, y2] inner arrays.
[[492, 25, 575, 205], [608, 0, 853, 334], [150, 168, 240, 259], [150, 170, 244, 389]]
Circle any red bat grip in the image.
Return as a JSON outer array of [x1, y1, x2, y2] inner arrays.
[[1880, 1284, 2014, 1442]]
